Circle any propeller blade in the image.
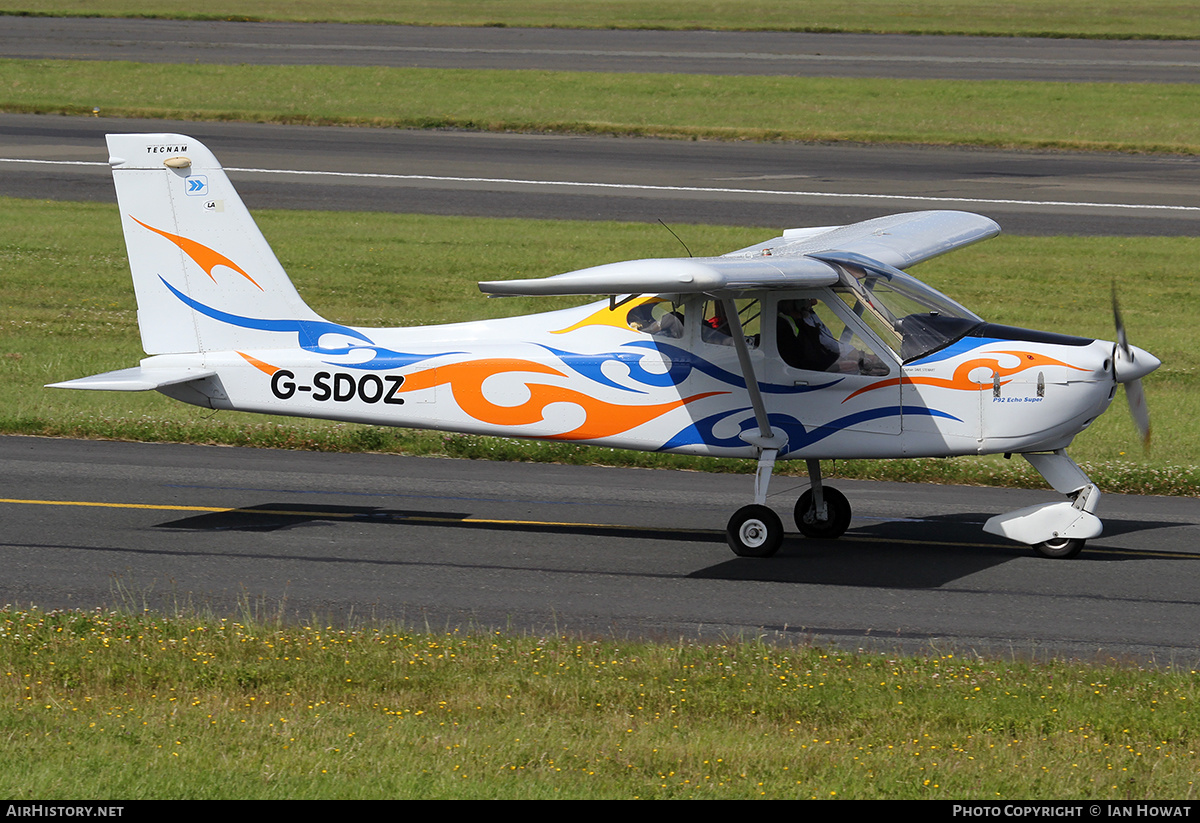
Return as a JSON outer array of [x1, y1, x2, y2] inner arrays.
[[1112, 283, 1129, 356], [1112, 284, 1153, 451], [1126, 378, 1151, 451]]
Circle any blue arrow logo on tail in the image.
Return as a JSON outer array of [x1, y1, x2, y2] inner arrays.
[[185, 176, 208, 196]]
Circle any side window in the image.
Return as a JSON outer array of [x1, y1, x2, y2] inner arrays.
[[775, 297, 890, 376], [700, 299, 761, 348], [627, 299, 685, 339]]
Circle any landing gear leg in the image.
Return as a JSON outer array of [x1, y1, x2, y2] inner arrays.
[[794, 459, 852, 539], [726, 447, 784, 557], [720, 298, 789, 558]]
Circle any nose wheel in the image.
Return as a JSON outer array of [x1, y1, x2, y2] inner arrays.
[[1033, 537, 1085, 559]]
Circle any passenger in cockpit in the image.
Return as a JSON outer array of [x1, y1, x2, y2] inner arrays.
[[628, 302, 684, 338]]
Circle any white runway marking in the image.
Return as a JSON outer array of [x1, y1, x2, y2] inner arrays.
[[3, 157, 1197, 212]]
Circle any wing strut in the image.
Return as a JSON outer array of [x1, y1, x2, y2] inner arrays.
[[720, 297, 787, 505]]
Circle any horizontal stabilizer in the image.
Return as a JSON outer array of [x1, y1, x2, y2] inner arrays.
[[46, 366, 216, 392]]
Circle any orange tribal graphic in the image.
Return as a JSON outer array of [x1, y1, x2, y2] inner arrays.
[[132, 216, 263, 290], [844, 350, 1088, 403], [238, 351, 280, 375], [398, 358, 724, 440]]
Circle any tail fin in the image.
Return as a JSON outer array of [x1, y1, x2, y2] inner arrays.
[[106, 133, 325, 355]]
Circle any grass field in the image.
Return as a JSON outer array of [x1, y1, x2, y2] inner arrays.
[[3, 60, 1198, 154], [2, 197, 1195, 495], [3, 606, 1197, 799], [6, 0, 1199, 39]]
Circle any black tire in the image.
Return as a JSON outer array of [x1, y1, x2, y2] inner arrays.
[[726, 504, 784, 558], [1033, 537, 1085, 559], [794, 487, 852, 539]]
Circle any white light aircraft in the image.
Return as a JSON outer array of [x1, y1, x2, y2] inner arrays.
[[51, 134, 1160, 559]]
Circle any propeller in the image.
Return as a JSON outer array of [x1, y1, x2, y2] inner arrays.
[[1111, 285, 1159, 450]]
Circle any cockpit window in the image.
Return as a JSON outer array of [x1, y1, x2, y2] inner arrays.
[[701, 299, 761, 348], [835, 266, 983, 362], [627, 299, 685, 338]]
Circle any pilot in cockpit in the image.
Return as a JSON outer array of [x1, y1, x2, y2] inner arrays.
[[777, 298, 887, 375]]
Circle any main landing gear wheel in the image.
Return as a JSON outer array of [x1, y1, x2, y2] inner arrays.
[[726, 504, 784, 558], [1033, 537, 1085, 559], [794, 487, 852, 539]]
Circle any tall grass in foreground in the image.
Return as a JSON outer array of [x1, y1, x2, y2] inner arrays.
[[1, 606, 1196, 799], [2, 198, 1196, 495]]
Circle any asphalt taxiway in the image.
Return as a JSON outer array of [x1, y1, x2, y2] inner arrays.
[[3, 437, 1198, 663], [4, 17, 1197, 83], [3, 114, 1198, 236]]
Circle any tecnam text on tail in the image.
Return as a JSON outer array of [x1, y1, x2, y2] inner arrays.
[[51, 134, 1160, 559]]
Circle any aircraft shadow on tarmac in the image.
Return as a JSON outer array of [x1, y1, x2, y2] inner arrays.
[[155, 502, 715, 539], [693, 514, 1015, 588], [156, 503, 466, 533], [846, 511, 1180, 549], [154, 504, 1184, 590], [695, 513, 1188, 588]]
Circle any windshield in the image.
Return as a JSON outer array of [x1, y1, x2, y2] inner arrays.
[[834, 266, 983, 362]]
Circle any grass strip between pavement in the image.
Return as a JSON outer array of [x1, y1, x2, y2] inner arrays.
[[2, 60, 1198, 154]]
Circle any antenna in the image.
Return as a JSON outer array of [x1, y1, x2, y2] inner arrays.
[[657, 219, 693, 258]]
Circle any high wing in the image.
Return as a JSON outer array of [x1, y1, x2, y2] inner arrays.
[[478, 210, 999, 297], [477, 255, 839, 297], [721, 209, 1001, 269]]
